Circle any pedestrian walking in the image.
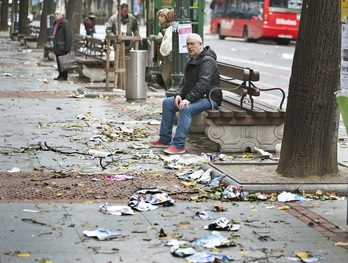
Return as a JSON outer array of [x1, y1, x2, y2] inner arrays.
[[53, 9, 72, 81], [105, 3, 139, 56], [150, 8, 174, 90], [84, 12, 96, 37], [149, 33, 223, 154]]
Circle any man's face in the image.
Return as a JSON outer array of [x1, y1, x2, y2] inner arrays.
[[121, 7, 129, 18], [186, 38, 202, 59], [54, 11, 62, 21]]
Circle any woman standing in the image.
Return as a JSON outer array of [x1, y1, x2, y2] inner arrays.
[[150, 9, 174, 91], [53, 10, 72, 81]]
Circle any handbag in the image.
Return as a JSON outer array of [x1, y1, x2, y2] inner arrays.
[[58, 52, 78, 72], [160, 26, 172, 57]]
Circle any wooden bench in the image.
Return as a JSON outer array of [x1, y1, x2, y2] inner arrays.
[[189, 62, 286, 153], [73, 34, 110, 82], [24, 25, 40, 48]]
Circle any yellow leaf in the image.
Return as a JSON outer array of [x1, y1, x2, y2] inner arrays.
[[17, 252, 30, 257], [146, 225, 155, 229], [238, 251, 248, 255], [82, 201, 93, 204], [266, 206, 275, 209], [335, 242, 348, 246], [295, 252, 308, 258], [183, 181, 196, 187], [278, 206, 289, 210], [56, 193, 63, 197], [250, 208, 258, 212], [82, 224, 94, 228]]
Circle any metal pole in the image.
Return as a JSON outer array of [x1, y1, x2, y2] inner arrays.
[[165, 0, 191, 97], [13, 0, 19, 34], [46, 0, 55, 46]]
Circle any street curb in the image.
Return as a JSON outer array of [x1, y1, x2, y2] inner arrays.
[[77, 86, 167, 99], [201, 163, 348, 195]]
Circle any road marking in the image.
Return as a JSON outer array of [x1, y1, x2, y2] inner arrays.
[[219, 55, 292, 71]]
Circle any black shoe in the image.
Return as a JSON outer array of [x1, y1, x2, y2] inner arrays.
[[54, 77, 61, 80], [57, 77, 67, 81]]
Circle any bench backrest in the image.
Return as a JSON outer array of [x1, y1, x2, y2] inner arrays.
[[217, 61, 260, 98]]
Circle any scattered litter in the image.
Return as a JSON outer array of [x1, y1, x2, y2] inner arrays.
[[89, 135, 108, 142], [196, 211, 212, 220], [7, 167, 21, 173], [2, 73, 12, 77], [222, 185, 244, 199], [198, 168, 212, 183], [257, 193, 268, 200], [277, 191, 311, 202], [203, 217, 241, 231], [165, 239, 190, 246], [129, 144, 150, 149], [106, 174, 136, 181], [69, 92, 86, 98], [186, 252, 234, 263], [188, 169, 204, 179], [90, 178, 100, 182], [207, 174, 226, 188], [100, 203, 135, 215], [148, 120, 161, 125], [170, 245, 196, 257], [191, 231, 235, 248], [254, 147, 274, 159], [145, 192, 175, 206], [128, 195, 158, 212], [87, 149, 112, 158], [23, 209, 39, 213], [83, 228, 126, 240], [22, 49, 32, 53], [176, 171, 192, 180]]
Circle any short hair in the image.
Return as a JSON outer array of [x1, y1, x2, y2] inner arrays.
[[121, 3, 129, 10], [187, 33, 202, 44]]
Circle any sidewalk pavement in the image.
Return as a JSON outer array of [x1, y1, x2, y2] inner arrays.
[[0, 31, 348, 263]]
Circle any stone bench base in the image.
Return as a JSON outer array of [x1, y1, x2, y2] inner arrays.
[[24, 37, 38, 49], [204, 119, 283, 153]]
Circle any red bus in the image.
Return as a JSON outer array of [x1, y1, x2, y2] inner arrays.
[[210, 0, 302, 44]]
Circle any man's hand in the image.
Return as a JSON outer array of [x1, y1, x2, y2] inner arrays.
[[178, 99, 190, 110], [174, 95, 182, 109]]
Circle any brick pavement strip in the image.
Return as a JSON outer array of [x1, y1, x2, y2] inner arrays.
[[276, 201, 348, 250]]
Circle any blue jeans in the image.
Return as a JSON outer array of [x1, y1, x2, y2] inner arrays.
[[159, 97, 219, 149]]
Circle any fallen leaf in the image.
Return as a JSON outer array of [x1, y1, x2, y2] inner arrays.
[[17, 252, 30, 258], [82, 201, 93, 204], [175, 221, 190, 229], [295, 252, 308, 258], [278, 206, 289, 210], [335, 242, 348, 246]]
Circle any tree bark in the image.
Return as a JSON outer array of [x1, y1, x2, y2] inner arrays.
[[66, 0, 83, 36], [37, 0, 48, 49], [0, 0, 9, 32], [18, 0, 29, 35], [276, 0, 340, 177]]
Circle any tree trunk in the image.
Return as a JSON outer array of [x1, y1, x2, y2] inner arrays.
[[66, 0, 83, 36], [37, 0, 48, 49], [276, 0, 340, 177], [18, 0, 29, 35], [0, 0, 9, 32]]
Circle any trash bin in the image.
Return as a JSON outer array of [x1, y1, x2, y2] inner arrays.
[[126, 50, 148, 101]]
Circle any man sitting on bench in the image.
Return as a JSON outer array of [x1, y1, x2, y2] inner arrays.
[[149, 33, 222, 154]]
